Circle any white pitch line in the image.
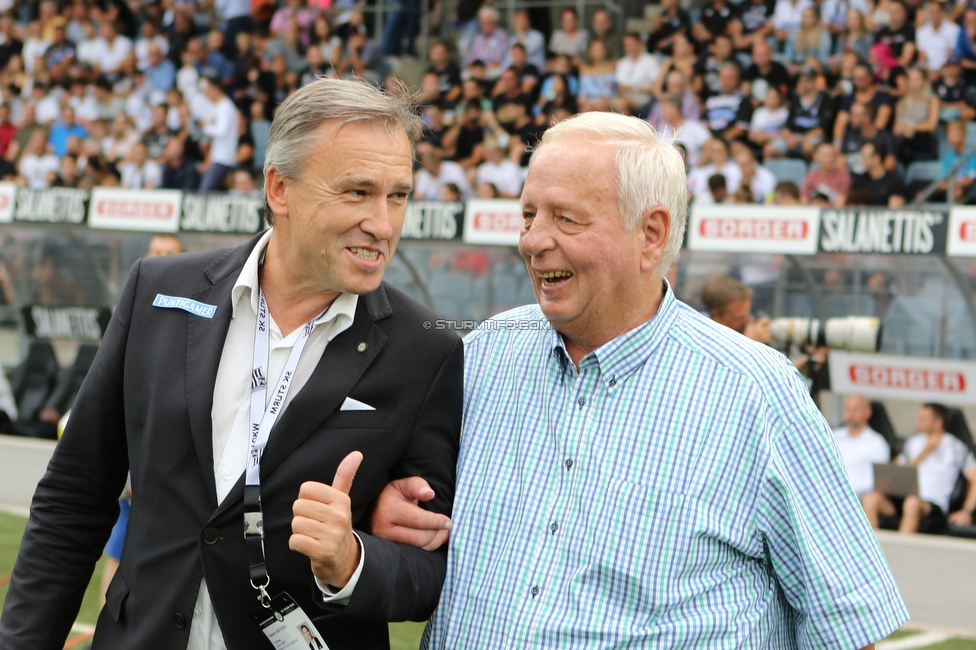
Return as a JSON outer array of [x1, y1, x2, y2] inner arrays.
[[71, 622, 96, 634], [877, 632, 952, 649]]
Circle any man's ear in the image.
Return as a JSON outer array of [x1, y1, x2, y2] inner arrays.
[[639, 206, 670, 274], [265, 166, 288, 220]]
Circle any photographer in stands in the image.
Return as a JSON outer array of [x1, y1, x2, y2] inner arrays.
[[701, 276, 771, 343], [862, 403, 976, 533], [833, 395, 890, 499]]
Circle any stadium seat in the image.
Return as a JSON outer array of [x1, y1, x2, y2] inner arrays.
[[943, 410, 976, 538], [905, 161, 944, 186], [944, 409, 974, 453], [9, 341, 59, 426], [868, 401, 901, 459], [967, 123, 976, 151], [764, 158, 807, 189]]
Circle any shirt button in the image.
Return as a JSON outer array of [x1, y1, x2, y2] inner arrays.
[[550, 522, 559, 534], [173, 613, 186, 629], [222, 471, 233, 480], [577, 396, 586, 407], [609, 377, 617, 387], [530, 586, 540, 597], [194, 609, 202, 617], [203, 528, 219, 544], [565, 458, 573, 469]]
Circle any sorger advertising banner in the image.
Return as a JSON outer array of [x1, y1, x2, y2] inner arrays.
[[687, 205, 821, 254], [829, 351, 976, 406], [88, 187, 182, 232]]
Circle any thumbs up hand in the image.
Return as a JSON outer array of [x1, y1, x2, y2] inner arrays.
[[290, 451, 363, 588]]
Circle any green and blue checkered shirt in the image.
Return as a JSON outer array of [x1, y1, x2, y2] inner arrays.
[[422, 286, 907, 649]]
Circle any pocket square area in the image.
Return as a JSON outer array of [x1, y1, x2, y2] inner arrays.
[[340, 397, 375, 411]]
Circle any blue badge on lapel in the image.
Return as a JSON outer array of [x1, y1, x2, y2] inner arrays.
[[153, 294, 217, 319]]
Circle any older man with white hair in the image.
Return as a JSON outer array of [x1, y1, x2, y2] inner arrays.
[[374, 111, 907, 649]]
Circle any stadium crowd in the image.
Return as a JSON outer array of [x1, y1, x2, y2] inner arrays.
[[1, 0, 976, 203]]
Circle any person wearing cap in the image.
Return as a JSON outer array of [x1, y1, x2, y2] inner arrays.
[[917, 0, 961, 76]]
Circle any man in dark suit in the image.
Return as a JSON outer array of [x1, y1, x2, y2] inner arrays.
[[0, 78, 461, 650]]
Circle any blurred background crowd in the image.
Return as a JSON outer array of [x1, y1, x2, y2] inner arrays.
[[0, 0, 975, 205]]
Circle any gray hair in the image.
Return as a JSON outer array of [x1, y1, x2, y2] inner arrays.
[[263, 77, 421, 225], [537, 112, 687, 270]]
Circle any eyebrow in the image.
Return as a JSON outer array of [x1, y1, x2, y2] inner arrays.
[[342, 178, 414, 193]]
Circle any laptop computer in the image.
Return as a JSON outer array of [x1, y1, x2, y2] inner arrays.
[[873, 464, 919, 498]]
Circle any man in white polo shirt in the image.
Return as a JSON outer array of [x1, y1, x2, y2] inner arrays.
[[197, 75, 240, 191], [833, 395, 890, 499], [863, 403, 976, 533]]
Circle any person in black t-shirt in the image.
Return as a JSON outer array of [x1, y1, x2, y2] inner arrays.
[[741, 40, 790, 105], [695, 0, 735, 45], [874, 0, 917, 66], [443, 99, 485, 168], [833, 63, 895, 142], [839, 101, 898, 174], [933, 57, 975, 121], [693, 34, 735, 100], [491, 67, 534, 113], [770, 67, 835, 160], [730, 0, 774, 52], [850, 141, 908, 207], [419, 104, 451, 157], [647, 0, 692, 55], [427, 40, 462, 105]]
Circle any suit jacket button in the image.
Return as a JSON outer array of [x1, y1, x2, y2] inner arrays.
[[174, 613, 186, 629], [203, 528, 218, 544]]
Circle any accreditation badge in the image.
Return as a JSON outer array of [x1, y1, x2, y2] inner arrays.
[[251, 593, 329, 649]]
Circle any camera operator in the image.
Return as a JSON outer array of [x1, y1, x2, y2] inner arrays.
[[701, 276, 771, 343]]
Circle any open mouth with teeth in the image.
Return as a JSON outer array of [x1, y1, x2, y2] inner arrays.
[[349, 247, 380, 262], [537, 270, 574, 287]]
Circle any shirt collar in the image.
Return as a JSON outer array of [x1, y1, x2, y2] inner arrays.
[[231, 228, 359, 333], [547, 280, 678, 390]]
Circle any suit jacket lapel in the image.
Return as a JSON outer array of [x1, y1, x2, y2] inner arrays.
[[185, 235, 264, 508], [211, 288, 391, 518]]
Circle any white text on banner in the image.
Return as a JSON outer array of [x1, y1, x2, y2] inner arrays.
[[462, 199, 522, 246]]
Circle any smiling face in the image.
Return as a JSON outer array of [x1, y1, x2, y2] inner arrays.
[[518, 138, 657, 348], [267, 119, 414, 298]]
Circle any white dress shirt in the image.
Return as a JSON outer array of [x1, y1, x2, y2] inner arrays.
[[899, 433, 976, 512], [614, 53, 661, 92], [916, 20, 961, 72], [186, 230, 365, 650], [833, 425, 890, 496], [201, 96, 240, 168]]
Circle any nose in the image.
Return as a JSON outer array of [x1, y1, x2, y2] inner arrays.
[[518, 211, 556, 259], [360, 198, 395, 242]]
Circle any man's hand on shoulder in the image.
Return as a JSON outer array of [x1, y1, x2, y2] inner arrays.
[[290, 451, 364, 588], [371, 477, 452, 551]]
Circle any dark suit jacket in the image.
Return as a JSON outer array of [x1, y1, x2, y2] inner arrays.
[[0, 233, 463, 650]]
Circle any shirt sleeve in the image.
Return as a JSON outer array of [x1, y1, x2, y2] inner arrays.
[[314, 532, 365, 606], [757, 394, 908, 648]]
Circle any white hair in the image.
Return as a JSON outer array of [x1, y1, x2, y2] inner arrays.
[[538, 112, 688, 270], [478, 6, 500, 21]]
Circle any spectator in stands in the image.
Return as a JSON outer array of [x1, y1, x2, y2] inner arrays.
[[840, 101, 898, 173], [707, 173, 729, 203], [22, 20, 49, 75], [145, 43, 176, 96], [17, 131, 59, 188], [771, 0, 808, 45], [893, 67, 940, 164], [957, 7, 976, 84], [875, 0, 916, 67], [91, 21, 132, 79], [830, 9, 872, 65], [228, 168, 262, 198], [850, 141, 907, 206], [577, 40, 616, 110], [550, 7, 588, 62], [29, 80, 60, 125], [0, 103, 15, 158], [160, 137, 201, 190], [440, 182, 463, 200], [614, 33, 660, 112], [8, 104, 42, 163], [442, 99, 484, 167], [657, 99, 711, 166], [466, 7, 508, 77], [704, 62, 752, 143], [694, 34, 734, 99], [381, 0, 420, 58], [862, 403, 976, 533], [833, 63, 894, 147], [934, 57, 974, 121], [917, 0, 960, 75], [773, 180, 802, 203], [748, 86, 789, 153], [535, 73, 577, 117], [414, 149, 473, 200], [499, 99, 545, 166], [250, 100, 271, 173], [0, 16, 23, 72], [648, 0, 691, 55], [730, 0, 776, 52], [733, 143, 777, 201], [43, 25, 74, 85], [476, 137, 524, 198], [502, 11, 545, 71], [765, 67, 833, 161], [492, 67, 532, 113], [653, 33, 698, 94], [701, 276, 772, 342], [197, 75, 239, 191], [425, 40, 462, 106], [119, 141, 162, 190], [689, 138, 742, 202], [743, 40, 790, 105], [51, 153, 80, 188], [590, 9, 622, 60], [785, 7, 833, 70], [142, 104, 176, 162], [833, 395, 890, 499], [935, 119, 976, 202], [47, 105, 86, 157], [802, 142, 851, 205]]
